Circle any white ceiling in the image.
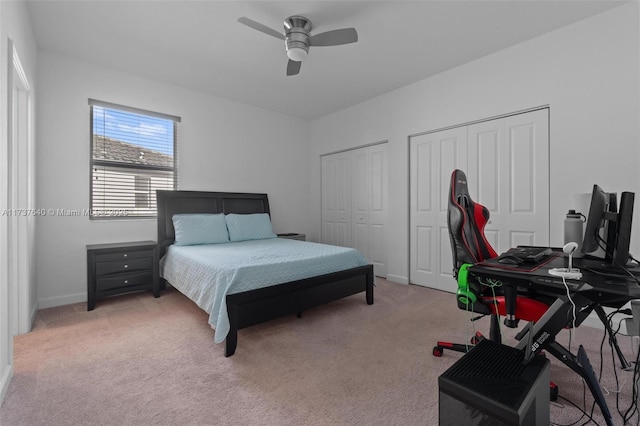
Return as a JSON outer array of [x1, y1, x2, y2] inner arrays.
[[26, 1, 626, 120]]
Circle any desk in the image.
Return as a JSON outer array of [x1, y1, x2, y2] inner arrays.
[[469, 249, 640, 426]]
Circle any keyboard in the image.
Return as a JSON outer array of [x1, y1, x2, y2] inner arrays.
[[509, 247, 553, 263]]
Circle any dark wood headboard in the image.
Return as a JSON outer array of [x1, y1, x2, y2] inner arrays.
[[156, 190, 271, 258]]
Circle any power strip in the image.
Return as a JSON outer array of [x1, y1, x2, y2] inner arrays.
[[548, 268, 582, 280]]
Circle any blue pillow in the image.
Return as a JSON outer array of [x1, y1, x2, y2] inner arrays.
[[172, 214, 229, 246], [225, 213, 277, 242]]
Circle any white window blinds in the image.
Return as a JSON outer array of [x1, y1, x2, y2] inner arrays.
[[89, 99, 179, 219]]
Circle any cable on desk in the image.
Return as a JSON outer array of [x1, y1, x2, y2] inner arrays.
[[561, 275, 578, 345], [554, 286, 639, 424], [603, 308, 640, 425], [621, 341, 640, 424], [602, 310, 622, 419]]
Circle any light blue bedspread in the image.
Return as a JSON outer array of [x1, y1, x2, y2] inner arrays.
[[160, 238, 369, 343]]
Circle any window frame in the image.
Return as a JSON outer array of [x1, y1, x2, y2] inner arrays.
[[89, 99, 179, 220]]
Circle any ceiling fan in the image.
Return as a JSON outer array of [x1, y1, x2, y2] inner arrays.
[[237, 15, 358, 76]]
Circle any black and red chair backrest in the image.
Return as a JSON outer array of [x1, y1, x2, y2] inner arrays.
[[447, 169, 498, 277]]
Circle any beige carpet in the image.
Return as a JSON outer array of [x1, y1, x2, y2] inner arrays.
[[0, 279, 638, 425]]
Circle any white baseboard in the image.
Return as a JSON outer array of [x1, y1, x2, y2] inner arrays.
[[38, 292, 85, 309], [0, 363, 13, 407], [386, 274, 409, 285], [29, 302, 39, 332]]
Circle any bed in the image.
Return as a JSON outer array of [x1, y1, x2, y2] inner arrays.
[[156, 190, 374, 356]]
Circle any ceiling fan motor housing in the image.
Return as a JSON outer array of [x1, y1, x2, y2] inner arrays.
[[284, 16, 311, 59]]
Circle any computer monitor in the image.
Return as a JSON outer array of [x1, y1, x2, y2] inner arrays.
[[581, 184, 635, 269]]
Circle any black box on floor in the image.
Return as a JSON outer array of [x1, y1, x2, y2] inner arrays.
[[438, 339, 549, 426]]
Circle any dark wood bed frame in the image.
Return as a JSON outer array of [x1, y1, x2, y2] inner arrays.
[[156, 190, 374, 356]]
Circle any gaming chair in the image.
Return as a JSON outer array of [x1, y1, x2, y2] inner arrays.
[[433, 169, 549, 356]]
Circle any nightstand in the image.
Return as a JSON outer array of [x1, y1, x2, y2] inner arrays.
[[86, 241, 159, 311], [277, 233, 306, 241]]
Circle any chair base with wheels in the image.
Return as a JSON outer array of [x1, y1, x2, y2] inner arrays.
[[433, 330, 485, 357], [432, 293, 549, 357]]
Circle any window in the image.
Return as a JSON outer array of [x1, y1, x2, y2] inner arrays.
[[89, 99, 179, 219]]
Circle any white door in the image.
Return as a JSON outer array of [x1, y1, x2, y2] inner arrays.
[[321, 152, 351, 246], [365, 144, 388, 277], [409, 108, 549, 292], [467, 109, 550, 253], [409, 127, 467, 290], [351, 147, 369, 255], [321, 143, 388, 277]]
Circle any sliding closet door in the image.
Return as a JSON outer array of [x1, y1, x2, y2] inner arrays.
[[409, 108, 549, 292], [409, 127, 467, 290]]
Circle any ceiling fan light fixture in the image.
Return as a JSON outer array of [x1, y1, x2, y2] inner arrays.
[[287, 46, 308, 62]]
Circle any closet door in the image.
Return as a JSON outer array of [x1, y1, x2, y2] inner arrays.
[[321, 151, 351, 247], [321, 144, 388, 277], [409, 108, 549, 292], [466, 109, 550, 253], [352, 144, 388, 277], [351, 147, 369, 255], [409, 127, 467, 290]]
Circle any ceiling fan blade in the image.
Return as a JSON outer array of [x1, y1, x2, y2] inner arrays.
[[238, 17, 285, 40], [309, 28, 358, 46], [286, 60, 301, 76]]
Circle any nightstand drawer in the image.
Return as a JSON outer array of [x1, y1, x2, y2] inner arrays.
[[96, 257, 153, 276], [95, 250, 153, 262], [96, 271, 153, 292]]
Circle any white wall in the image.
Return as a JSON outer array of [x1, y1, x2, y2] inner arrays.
[[35, 51, 311, 308], [0, 0, 38, 405], [309, 3, 640, 285]]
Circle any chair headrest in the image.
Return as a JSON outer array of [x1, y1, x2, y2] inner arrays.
[[450, 169, 470, 207], [447, 169, 498, 273]]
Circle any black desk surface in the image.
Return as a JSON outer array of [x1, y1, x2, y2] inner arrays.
[[470, 248, 640, 308]]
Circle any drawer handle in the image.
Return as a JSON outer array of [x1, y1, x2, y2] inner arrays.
[[124, 264, 128, 269], [124, 280, 128, 284], [123, 254, 128, 258]]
